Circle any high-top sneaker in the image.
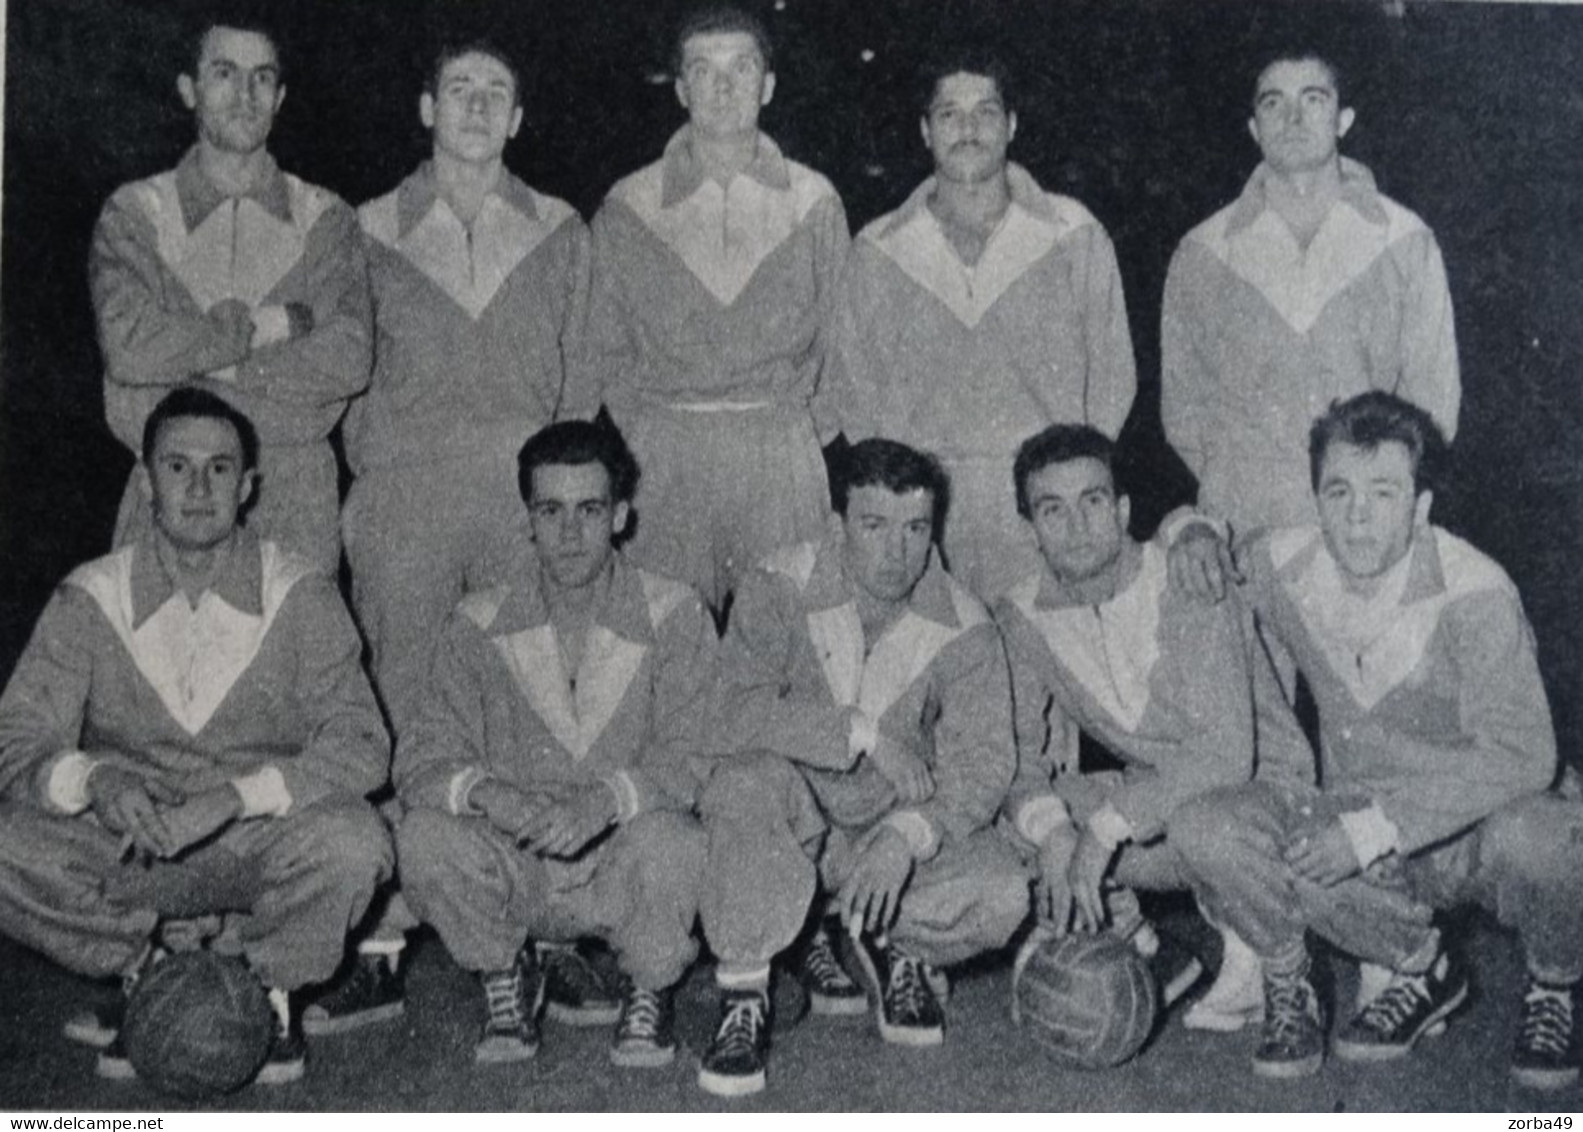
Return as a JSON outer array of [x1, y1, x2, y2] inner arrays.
[[301, 949, 405, 1036], [1251, 967, 1325, 1079], [609, 984, 676, 1068], [849, 932, 944, 1046], [1183, 924, 1264, 1032], [796, 922, 867, 1016], [474, 945, 546, 1064], [1511, 979, 1579, 1090], [698, 988, 771, 1098], [1333, 950, 1467, 1062], [73, 944, 164, 1053]]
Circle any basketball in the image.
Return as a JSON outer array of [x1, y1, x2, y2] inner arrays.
[[1010, 930, 1158, 1069], [123, 952, 273, 1098]]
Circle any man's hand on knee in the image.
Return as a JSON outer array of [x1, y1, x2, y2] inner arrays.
[[838, 826, 915, 935], [158, 784, 244, 857], [1283, 817, 1361, 887], [469, 779, 549, 841], [87, 763, 183, 860]]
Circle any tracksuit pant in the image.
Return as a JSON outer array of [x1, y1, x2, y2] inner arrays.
[[1170, 781, 1583, 984], [0, 800, 390, 989], [397, 808, 703, 991], [700, 751, 1028, 975]]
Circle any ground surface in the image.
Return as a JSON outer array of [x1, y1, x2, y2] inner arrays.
[[1, 913, 1573, 1112]]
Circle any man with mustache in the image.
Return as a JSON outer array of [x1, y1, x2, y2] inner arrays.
[[90, 13, 371, 577], [829, 52, 1137, 603]]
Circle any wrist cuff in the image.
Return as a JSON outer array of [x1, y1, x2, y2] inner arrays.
[[1161, 508, 1230, 548], [602, 772, 639, 824], [232, 765, 291, 818], [882, 809, 938, 860], [450, 766, 489, 816], [1015, 794, 1072, 846], [1087, 803, 1134, 851], [46, 751, 97, 815], [1338, 804, 1401, 869]]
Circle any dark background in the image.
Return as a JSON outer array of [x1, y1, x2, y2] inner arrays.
[[3, 0, 1581, 762]]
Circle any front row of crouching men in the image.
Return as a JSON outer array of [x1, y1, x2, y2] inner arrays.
[[0, 386, 1578, 1098]]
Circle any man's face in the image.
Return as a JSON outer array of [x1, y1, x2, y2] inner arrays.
[[1025, 457, 1129, 586], [421, 51, 522, 165], [178, 27, 284, 156], [528, 462, 628, 590], [1315, 440, 1430, 585], [675, 31, 774, 139], [142, 416, 254, 552], [841, 485, 936, 605], [1249, 58, 1354, 176], [922, 72, 1016, 186]]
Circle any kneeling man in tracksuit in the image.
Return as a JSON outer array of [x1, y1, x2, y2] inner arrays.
[[695, 438, 1027, 1097], [395, 419, 716, 1068]]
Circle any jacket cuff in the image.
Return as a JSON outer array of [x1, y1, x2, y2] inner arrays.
[[232, 765, 292, 818], [882, 809, 939, 861], [46, 751, 98, 815], [1160, 507, 1230, 548], [1087, 803, 1134, 850], [449, 766, 489, 816], [1338, 804, 1401, 869], [1015, 794, 1071, 846], [602, 772, 640, 824], [284, 302, 316, 339]]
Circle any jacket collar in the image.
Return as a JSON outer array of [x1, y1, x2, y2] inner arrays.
[[1225, 155, 1389, 237], [174, 145, 293, 231], [488, 549, 657, 646], [659, 126, 791, 208], [877, 162, 1049, 239], [1030, 538, 1152, 611], [130, 526, 264, 627], [395, 160, 540, 236]]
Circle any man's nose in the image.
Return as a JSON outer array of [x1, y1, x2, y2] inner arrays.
[[189, 469, 212, 498]]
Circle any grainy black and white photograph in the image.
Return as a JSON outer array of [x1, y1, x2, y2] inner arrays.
[[2, 0, 1582, 1113]]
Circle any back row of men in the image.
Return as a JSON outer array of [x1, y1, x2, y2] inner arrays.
[[1, 384, 1573, 1099], [89, 6, 1460, 736]]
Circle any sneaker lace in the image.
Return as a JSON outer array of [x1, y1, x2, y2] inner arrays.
[[619, 988, 663, 1041], [714, 995, 765, 1058], [1265, 979, 1314, 1045], [805, 931, 855, 989], [484, 968, 526, 1029], [1519, 985, 1574, 1057], [886, 952, 931, 1015], [1357, 973, 1431, 1034]]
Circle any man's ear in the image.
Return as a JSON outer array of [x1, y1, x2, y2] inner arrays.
[[760, 70, 776, 108], [612, 500, 631, 538], [1337, 106, 1356, 140], [920, 115, 933, 151], [272, 85, 287, 117], [1118, 494, 1132, 534], [239, 468, 257, 511], [675, 77, 691, 113], [1007, 110, 1018, 145], [1414, 489, 1433, 530], [508, 105, 524, 140], [138, 464, 155, 504], [178, 74, 198, 111], [420, 92, 436, 130]]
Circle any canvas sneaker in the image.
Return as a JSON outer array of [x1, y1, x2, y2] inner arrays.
[[797, 923, 867, 1016], [1511, 980, 1579, 1090], [475, 945, 545, 1064], [1333, 950, 1467, 1062], [1251, 969, 1325, 1079], [698, 989, 771, 1098], [255, 988, 306, 1086], [609, 985, 676, 1068], [849, 932, 944, 1046], [301, 951, 405, 1036]]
